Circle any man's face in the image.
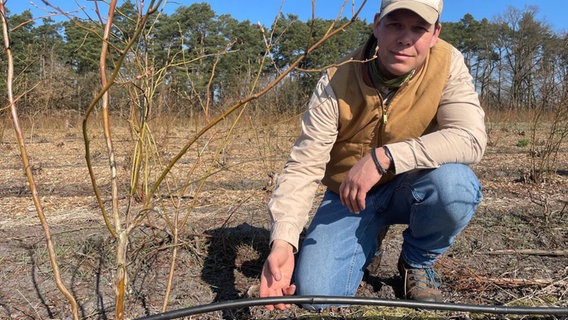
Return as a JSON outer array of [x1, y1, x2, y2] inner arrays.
[[372, 9, 441, 77]]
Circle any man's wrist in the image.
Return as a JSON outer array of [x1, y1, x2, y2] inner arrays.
[[271, 239, 293, 252]]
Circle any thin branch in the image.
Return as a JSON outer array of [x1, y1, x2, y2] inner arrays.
[[296, 56, 377, 73], [483, 249, 568, 257], [0, 3, 79, 319], [471, 277, 555, 288], [81, 0, 162, 238]]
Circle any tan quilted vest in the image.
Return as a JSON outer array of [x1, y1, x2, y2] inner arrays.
[[322, 38, 452, 193]]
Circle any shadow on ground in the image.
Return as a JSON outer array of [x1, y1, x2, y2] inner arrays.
[[202, 223, 270, 319]]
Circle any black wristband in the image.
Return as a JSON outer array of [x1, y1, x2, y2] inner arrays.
[[370, 148, 387, 175], [383, 146, 394, 172]]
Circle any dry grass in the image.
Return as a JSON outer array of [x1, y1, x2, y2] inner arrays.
[[0, 114, 566, 319]]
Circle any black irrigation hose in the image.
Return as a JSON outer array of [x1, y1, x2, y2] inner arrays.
[[136, 296, 568, 320]]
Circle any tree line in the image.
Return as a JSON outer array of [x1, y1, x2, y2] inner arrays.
[[2, 2, 567, 117]]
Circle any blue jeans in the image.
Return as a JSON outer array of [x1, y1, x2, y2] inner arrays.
[[294, 164, 482, 310]]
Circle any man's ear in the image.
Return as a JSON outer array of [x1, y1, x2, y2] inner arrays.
[[430, 23, 442, 48], [372, 13, 381, 39]]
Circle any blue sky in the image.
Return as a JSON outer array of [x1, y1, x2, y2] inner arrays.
[[8, 0, 568, 33], [190, 0, 568, 32]]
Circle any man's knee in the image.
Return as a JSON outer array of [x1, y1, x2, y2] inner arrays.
[[429, 164, 482, 208], [408, 164, 482, 234]]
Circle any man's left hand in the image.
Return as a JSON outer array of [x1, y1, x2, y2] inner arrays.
[[339, 148, 389, 213]]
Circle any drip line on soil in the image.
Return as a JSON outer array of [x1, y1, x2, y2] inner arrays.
[[135, 296, 568, 320]]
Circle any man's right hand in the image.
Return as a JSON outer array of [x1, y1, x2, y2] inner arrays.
[[259, 239, 296, 310]]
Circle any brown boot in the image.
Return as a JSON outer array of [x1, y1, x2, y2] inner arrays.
[[397, 256, 443, 302]]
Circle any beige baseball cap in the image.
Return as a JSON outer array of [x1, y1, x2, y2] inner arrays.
[[379, 0, 443, 24]]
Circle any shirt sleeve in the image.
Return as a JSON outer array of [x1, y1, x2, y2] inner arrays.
[[268, 73, 339, 251], [386, 46, 487, 173]]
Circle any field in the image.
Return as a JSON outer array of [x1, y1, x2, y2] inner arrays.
[[0, 113, 567, 319]]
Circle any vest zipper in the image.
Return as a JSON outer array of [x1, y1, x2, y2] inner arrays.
[[380, 89, 397, 124]]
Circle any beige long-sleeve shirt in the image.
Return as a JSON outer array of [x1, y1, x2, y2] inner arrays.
[[268, 46, 487, 251]]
